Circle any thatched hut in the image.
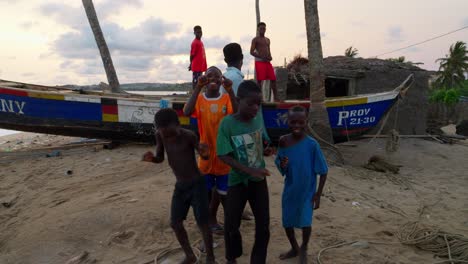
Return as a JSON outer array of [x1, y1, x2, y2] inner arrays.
[[276, 56, 436, 135]]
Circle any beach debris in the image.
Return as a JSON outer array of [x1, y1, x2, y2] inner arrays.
[[363, 155, 400, 174], [66, 170, 73, 176], [103, 141, 120, 150], [107, 230, 135, 245], [351, 241, 369, 249], [456, 120, 468, 136], [1, 195, 19, 208], [352, 201, 361, 208], [65, 251, 96, 264], [45, 150, 61, 158]]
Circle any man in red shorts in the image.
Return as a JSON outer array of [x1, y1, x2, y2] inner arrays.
[[250, 22, 279, 101], [189, 25, 207, 89]]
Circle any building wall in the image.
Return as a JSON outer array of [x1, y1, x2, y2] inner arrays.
[[354, 70, 432, 135]]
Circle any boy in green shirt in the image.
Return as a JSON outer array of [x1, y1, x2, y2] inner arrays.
[[217, 80, 273, 264]]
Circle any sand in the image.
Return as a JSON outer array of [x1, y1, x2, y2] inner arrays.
[[0, 132, 467, 264]]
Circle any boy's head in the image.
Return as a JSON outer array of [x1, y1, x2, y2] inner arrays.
[[257, 22, 266, 36], [223, 43, 243, 68], [288, 105, 307, 137], [154, 108, 180, 138], [205, 66, 222, 93], [193, 25, 202, 39], [237, 80, 262, 120]]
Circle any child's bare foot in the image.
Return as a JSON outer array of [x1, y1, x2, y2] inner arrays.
[[299, 247, 308, 264], [180, 255, 197, 264], [279, 248, 298, 260]]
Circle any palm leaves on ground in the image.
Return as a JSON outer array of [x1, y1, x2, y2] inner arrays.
[[344, 46, 358, 58], [434, 41, 468, 89]]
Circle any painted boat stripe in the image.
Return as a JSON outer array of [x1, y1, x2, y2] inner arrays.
[[28, 92, 65, 101], [325, 97, 367, 107], [0, 88, 28, 97], [102, 114, 119, 122], [64, 95, 101, 103], [102, 105, 118, 115], [366, 93, 398, 103], [179, 116, 190, 125], [117, 99, 162, 107]]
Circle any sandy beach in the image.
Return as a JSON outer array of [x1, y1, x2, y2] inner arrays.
[[0, 132, 467, 264]]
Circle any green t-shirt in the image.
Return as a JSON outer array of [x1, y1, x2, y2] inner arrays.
[[217, 114, 268, 186]]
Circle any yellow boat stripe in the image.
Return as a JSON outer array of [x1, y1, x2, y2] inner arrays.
[[325, 97, 367, 107], [102, 114, 119, 122], [29, 92, 65, 101], [179, 116, 190, 125]]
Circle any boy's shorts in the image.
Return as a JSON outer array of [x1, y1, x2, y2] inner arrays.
[[171, 176, 209, 225], [255, 61, 276, 81], [205, 174, 229, 195], [192, 71, 203, 86]]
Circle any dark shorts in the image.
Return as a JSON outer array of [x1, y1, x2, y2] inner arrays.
[[192, 71, 203, 86], [205, 174, 229, 195], [171, 176, 209, 225]]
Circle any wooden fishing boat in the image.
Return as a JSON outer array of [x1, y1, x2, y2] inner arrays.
[[0, 74, 413, 143]]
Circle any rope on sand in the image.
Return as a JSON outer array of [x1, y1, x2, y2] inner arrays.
[[397, 222, 468, 263], [154, 245, 202, 264], [316, 222, 468, 264], [154, 238, 222, 264]]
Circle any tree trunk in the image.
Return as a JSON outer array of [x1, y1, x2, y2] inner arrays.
[[82, 0, 121, 93], [304, 0, 334, 143], [255, 0, 261, 32], [254, 0, 260, 81]]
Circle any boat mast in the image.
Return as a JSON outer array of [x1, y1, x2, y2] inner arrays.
[[82, 0, 122, 93]]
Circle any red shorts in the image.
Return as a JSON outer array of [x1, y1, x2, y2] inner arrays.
[[255, 61, 276, 81]]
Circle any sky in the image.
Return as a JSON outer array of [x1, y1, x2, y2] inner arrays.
[[0, 0, 467, 86]]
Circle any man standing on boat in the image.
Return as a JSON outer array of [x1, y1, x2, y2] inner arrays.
[[250, 22, 279, 102], [189, 25, 207, 89]]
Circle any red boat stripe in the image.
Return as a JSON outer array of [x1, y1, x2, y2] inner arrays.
[[102, 105, 118, 115], [276, 103, 310, 109], [0, 88, 28, 97]]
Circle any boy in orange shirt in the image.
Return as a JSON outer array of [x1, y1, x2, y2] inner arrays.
[[184, 66, 237, 232]]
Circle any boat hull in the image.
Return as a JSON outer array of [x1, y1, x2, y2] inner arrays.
[[0, 76, 411, 144]]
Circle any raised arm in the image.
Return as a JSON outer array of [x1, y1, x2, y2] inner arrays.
[[184, 75, 208, 116], [153, 131, 165, 163], [221, 77, 238, 113]]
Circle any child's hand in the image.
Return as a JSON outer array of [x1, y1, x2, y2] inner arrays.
[[312, 193, 321, 210], [280, 156, 289, 169], [248, 168, 271, 179], [263, 146, 275, 156], [198, 143, 210, 160], [197, 75, 209, 88], [222, 76, 233, 93], [142, 151, 154, 162]]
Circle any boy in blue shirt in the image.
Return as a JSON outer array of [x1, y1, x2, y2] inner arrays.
[[275, 105, 328, 264]]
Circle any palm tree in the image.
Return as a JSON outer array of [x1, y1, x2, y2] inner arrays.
[[435, 41, 468, 89], [82, 0, 122, 93], [344, 46, 358, 58], [304, 0, 333, 143], [255, 0, 261, 29]]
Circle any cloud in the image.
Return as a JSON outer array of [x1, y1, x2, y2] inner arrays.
[[387, 26, 405, 43], [39, 2, 231, 82], [463, 17, 468, 27]]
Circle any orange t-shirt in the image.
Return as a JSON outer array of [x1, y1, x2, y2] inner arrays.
[[193, 93, 233, 175]]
